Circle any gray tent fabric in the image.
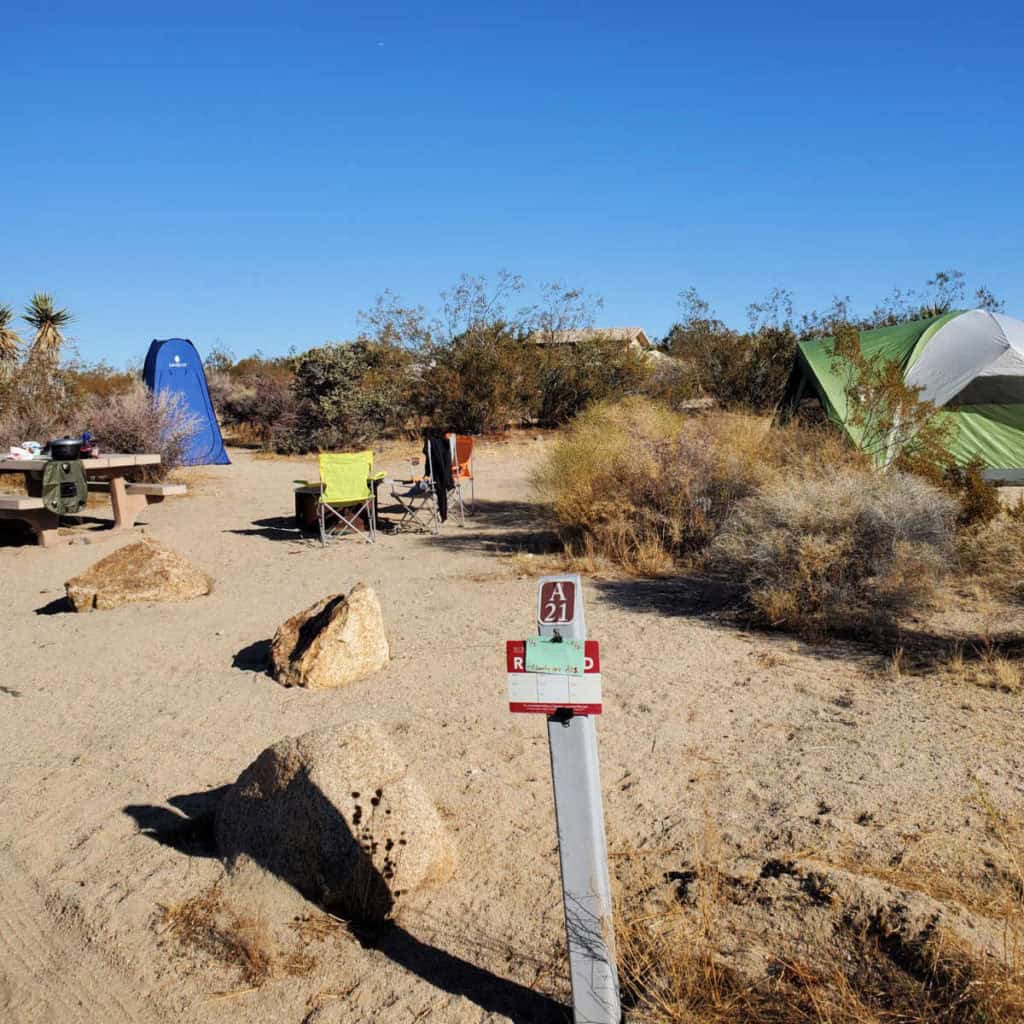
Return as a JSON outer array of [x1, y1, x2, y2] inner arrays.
[[906, 310, 1024, 406]]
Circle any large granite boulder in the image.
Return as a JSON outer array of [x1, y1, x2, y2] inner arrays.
[[216, 723, 454, 923], [65, 539, 212, 612], [270, 583, 389, 689]]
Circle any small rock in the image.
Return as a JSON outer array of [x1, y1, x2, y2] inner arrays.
[[65, 539, 212, 612], [270, 583, 389, 689]]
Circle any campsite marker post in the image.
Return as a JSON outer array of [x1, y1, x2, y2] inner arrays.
[[506, 575, 621, 1024]]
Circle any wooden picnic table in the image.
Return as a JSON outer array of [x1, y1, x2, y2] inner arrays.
[[0, 453, 181, 546]]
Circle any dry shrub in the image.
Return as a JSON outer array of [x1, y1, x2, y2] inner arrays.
[[533, 397, 866, 576], [942, 457, 1002, 527], [0, 365, 196, 481], [84, 383, 198, 479], [957, 516, 1024, 603], [531, 397, 687, 572], [712, 470, 955, 637], [532, 399, 780, 573], [0, 356, 76, 445]]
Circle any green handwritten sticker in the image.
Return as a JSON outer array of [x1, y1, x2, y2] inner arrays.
[[524, 636, 585, 675]]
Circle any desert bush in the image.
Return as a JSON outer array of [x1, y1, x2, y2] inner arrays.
[[280, 340, 416, 452], [532, 397, 686, 572], [685, 325, 795, 411], [216, 374, 298, 446], [84, 383, 199, 479], [533, 396, 870, 574], [957, 515, 1024, 603], [531, 338, 652, 426], [0, 355, 77, 446], [66, 361, 138, 402], [942, 457, 1001, 527], [641, 354, 699, 410], [711, 470, 955, 637], [664, 291, 796, 411], [419, 323, 534, 434], [532, 398, 816, 573], [204, 350, 298, 447]]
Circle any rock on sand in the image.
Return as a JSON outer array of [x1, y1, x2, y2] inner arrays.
[[216, 723, 454, 923], [270, 583, 389, 688], [65, 539, 213, 612]]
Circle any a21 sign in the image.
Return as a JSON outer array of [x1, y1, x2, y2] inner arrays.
[[539, 580, 576, 625]]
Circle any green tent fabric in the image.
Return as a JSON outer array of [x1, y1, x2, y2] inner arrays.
[[781, 309, 1024, 482]]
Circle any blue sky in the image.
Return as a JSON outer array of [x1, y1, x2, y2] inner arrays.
[[2, 1, 1021, 365]]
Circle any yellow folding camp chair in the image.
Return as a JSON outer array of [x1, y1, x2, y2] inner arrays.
[[317, 451, 379, 545]]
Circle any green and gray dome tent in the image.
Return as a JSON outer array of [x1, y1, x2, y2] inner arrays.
[[780, 309, 1024, 482]]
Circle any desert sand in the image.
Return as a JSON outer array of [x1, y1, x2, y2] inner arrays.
[[1, 439, 1022, 1022]]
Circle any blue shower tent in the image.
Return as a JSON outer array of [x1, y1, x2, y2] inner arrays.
[[142, 338, 230, 465]]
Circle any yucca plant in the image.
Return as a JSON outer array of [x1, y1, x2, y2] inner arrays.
[[23, 292, 73, 361], [0, 303, 21, 362]]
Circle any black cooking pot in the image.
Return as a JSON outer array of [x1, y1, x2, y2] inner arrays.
[[48, 437, 83, 460]]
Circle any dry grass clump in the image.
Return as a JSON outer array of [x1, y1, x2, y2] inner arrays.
[[159, 884, 322, 987], [712, 470, 956, 638], [160, 886, 276, 986], [614, 798, 1024, 1023], [957, 515, 1024, 604]]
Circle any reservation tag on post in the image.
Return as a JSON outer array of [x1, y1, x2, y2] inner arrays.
[[506, 639, 601, 714], [524, 636, 585, 675]]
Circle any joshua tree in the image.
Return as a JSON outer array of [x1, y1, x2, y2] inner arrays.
[[23, 292, 73, 361], [0, 303, 21, 363]]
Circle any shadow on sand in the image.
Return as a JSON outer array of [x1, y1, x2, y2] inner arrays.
[[232, 638, 273, 673], [124, 787, 227, 857], [124, 785, 568, 1022], [224, 515, 309, 542], [423, 499, 561, 556], [35, 595, 72, 615]]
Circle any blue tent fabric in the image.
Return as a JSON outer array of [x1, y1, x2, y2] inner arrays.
[[142, 339, 230, 465]]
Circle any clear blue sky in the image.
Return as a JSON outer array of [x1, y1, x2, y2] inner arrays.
[[2, 1, 1021, 365]]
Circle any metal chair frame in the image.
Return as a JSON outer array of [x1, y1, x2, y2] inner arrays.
[[389, 442, 442, 535], [447, 434, 475, 525]]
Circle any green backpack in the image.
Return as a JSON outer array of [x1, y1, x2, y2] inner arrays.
[[42, 459, 87, 516]]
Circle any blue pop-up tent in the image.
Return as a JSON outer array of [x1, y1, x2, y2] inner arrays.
[[142, 338, 230, 465]]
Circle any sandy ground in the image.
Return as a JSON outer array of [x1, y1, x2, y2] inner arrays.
[[1, 439, 1023, 1023]]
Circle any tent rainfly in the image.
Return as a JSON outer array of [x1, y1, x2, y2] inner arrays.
[[780, 309, 1024, 483]]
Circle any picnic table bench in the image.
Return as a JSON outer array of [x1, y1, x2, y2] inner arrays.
[[0, 454, 182, 547]]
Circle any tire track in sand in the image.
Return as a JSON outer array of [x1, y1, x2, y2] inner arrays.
[[0, 849, 166, 1024]]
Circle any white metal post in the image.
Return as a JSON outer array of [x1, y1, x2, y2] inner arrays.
[[537, 575, 621, 1024]]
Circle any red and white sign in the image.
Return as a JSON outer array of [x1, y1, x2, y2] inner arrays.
[[506, 639, 601, 715], [538, 580, 577, 625]]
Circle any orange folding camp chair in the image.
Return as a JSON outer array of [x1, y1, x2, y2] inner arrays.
[[446, 433, 475, 524]]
